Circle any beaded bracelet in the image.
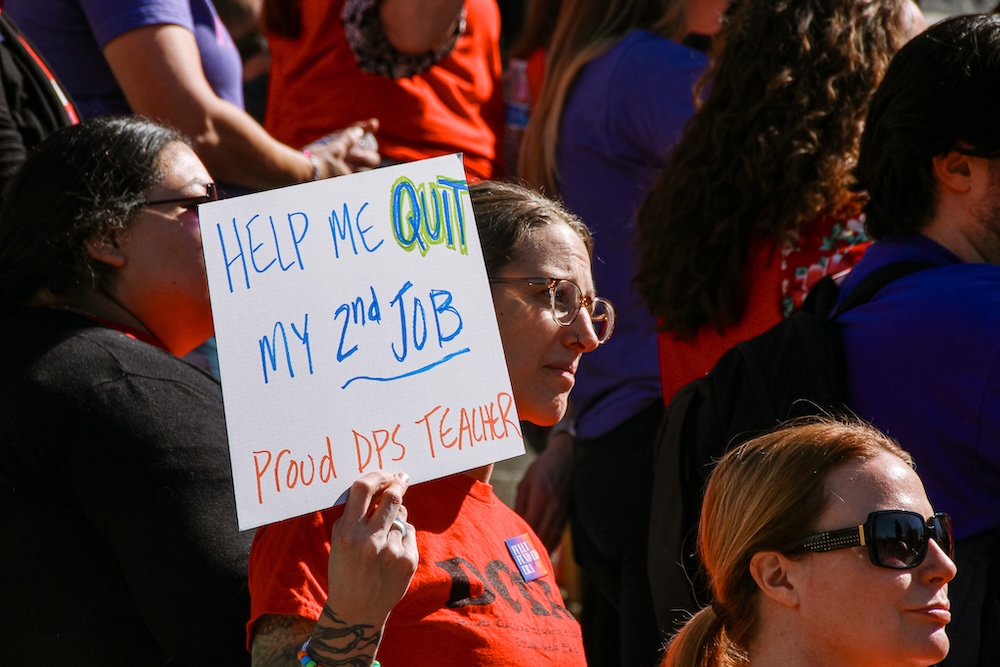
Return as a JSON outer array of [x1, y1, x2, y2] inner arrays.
[[302, 148, 321, 181], [297, 638, 318, 667], [298, 638, 381, 667]]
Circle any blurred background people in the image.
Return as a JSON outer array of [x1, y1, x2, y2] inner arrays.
[[518, 1, 728, 663], [661, 419, 955, 667], [502, 0, 561, 178], [5, 0, 378, 194], [213, 0, 270, 123], [0, 7, 77, 200], [261, 0, 503, 180], [634, 0, 924, 634]]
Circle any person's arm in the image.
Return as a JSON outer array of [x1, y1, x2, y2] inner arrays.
[[378, 0, 464, 54], [251, 615, 312, 666], [102, 24, 377, 189], [515, 412, 575, 552], [252, 471, 418, 667]]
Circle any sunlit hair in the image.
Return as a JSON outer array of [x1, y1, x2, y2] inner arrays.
[[856, 13, 1000, 238], [660, 418, 913, 667], [469, 180, 592, 275], [519, 0, 687, 194], [635, 0, 916, 338], [0, 117, 186, 318]]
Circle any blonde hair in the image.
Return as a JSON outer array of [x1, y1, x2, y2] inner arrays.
[[519, 0, 687, 194], [661, 418, 912, 667]]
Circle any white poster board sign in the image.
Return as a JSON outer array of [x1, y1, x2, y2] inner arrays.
[[199, 154, 523, 530]]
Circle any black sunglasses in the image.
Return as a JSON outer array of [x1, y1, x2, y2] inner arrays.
[[143, 182, 219, 211], [798, 510, 953, 570]]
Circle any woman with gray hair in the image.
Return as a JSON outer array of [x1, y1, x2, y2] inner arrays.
[[0, 117, 252, 663]]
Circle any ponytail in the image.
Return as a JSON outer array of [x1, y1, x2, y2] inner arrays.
[[660, 605, 746, 667]]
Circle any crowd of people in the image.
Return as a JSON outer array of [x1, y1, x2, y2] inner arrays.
[[0, 1, 998, 666]]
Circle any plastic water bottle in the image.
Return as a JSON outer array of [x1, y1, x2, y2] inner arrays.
[[503, 58, 531, 178]]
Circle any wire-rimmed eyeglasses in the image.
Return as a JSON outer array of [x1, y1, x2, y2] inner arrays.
[[489, 277, 616, 344], [142, 182, 219, 213]]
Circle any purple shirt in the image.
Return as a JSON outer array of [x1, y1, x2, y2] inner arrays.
[[6, 0, 242, 119], [556, 30, 707, 438], [836, 234, 1000, 540]]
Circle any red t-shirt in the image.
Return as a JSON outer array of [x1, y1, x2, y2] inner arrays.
[[264, 0, 504, 180], [248, 474, 586, 666], [659, 205, 870, 402]]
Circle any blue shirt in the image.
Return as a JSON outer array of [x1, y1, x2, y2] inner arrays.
[[836, 234, 1000, 540], [7, 0, 242, 119], [556, 30, 707, 439]]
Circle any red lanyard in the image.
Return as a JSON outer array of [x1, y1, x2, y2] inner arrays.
[[85, 314, 170, 352], [0, 8, 80, 125], [14, 32, 79, 124]]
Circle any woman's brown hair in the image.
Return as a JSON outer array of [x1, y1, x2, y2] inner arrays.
[[660, 418, 912, 667], [635, 0, 917, 338], [519, 0, 687, 194]]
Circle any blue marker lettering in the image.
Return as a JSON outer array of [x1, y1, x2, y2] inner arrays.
[[259, 322, 293, 383], [246, 214, 277, 274], [354, 202, 383, 253], [282, 212, 309, 270], [430, 289, 463, 345], [290, 313, 313, 375], [216, 218, 250, 293], [390, 281, 414, 361]]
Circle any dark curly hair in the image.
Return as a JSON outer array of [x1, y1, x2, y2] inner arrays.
[[0, 117, 186, 318], [635, 0, 917, 338]]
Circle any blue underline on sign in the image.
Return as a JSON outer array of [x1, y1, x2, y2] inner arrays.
[[341, 348, 472, 389]]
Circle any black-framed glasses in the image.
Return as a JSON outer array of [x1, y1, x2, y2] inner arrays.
[[142, 182, 219, 212], [489, 276, 616, 344], [798, 510, 953, 570]]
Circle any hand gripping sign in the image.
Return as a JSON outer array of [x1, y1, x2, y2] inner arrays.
[[199, 154, 523, 529]]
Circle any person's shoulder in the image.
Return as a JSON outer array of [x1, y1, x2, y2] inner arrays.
[[849, 261, 1000, 324], [591, 30, 705, 107], [83, 0, 195, 47], [3, 309, 216, 395], [1, 309, 117, 377], [910, 262, 1000, 298], [612, 30, 708, 69]]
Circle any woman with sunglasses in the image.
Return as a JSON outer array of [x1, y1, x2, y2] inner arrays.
[[248, 180, 615, 667], [0, 117, 252, 663], [661, 418, 955, 667]]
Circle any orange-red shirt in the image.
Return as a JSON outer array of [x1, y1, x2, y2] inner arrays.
[[264, 0, 503, 180], [658, 205, 870, 402], [248, 474, 586, 665]]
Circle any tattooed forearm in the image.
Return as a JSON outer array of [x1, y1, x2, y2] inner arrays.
[[308, 604, 383, 666], [251, 614, 313, 667]]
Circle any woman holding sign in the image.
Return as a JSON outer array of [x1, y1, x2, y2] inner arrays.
[[0, 117, 254, 661], [247, 180, 615, 667]]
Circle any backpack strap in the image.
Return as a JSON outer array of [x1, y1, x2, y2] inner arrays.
[[835, 260, 937, 316]]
